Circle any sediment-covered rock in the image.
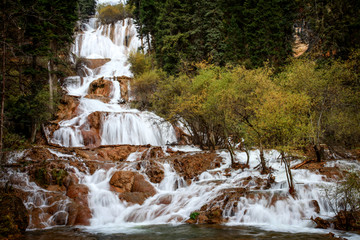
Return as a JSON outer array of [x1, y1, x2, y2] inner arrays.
[[87, 77, 113, 98], [110, 171, 156, 205], [115, 76, 132, 102], [55, 95, 80, 121], [66, 184, 92, 225], [85, 58, 111, 69], [172, 152, 223, 183]]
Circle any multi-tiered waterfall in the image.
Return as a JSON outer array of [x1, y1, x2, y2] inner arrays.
[[2, 14, 360, 240], [48, 18, 177, 148]]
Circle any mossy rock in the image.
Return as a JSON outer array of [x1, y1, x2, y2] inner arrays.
[[0, 193, 29, 238]]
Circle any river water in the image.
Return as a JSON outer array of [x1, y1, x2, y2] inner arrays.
[[7, 11, 359, 240], [25, 225, 346, 240]]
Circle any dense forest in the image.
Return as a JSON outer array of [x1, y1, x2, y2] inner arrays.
[[1, 0, 360, 164], [126, 0, 360, 170], [0, 0, 96, 152]]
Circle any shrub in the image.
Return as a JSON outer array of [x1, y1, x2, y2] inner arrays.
[[324, 172, 360, 230], [190, 212, 200, 220], [128, 51, 153, 78], [131, 69, 165, 109], [97, 3, 134, 24]]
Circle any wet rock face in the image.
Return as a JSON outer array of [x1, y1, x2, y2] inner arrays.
[[87, 77, 113, 99], [110, 171, 135, 193], [55, 95, 80, 121], [173, 126, 191, 145], [115, 76, 132, 102], [143, 161, 164, 184], [0, 193, 29, 238], [26, 159, 69, 189], [172, 153, 223, 183], [66, 184, 92, 226], [110, 171, 156, 205], [85, 58, 111, 69]]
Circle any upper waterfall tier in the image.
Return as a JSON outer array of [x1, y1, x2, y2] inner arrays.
[[71, 18, 142, 77], [47, 18, 177, 148], [73, 18, 141, 60]]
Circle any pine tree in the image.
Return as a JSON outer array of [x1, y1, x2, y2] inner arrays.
[[243, 0, 296, 67]]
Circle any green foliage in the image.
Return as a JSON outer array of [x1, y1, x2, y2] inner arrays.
[[1, 0, 77, 147], [35, 168, 48, 187], [135, 53, 360, 153], [130, 0, 297, 72], [78, 0, 97, 20], [52, 169, 68, 186], [243, 0, 296, 67], [299, 0, 360, 59], [97, 3, 134, 24], [190, 212, 200, 220], [276, 58, 360, 148], [128, 51, 153, 78], [324, 172, 360, 230], [131, 69, 165, 110], [3, 131, 27, 152]]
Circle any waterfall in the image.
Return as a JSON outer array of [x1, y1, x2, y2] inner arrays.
[[50, 18, 176, 147], [2, 11, 358, 240], [80, 149, 340, 233]]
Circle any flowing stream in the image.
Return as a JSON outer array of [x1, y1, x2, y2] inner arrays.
[[2, 14, 360, 240], [50, 18, 177, 147]]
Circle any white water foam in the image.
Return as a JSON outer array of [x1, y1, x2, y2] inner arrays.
[[79, 149, 359, 238], [50, 18, 177, 147]]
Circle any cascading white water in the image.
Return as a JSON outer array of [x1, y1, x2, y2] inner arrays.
[[50, 18, 177, 147], [100, 113, 177, 146], [82, 148, 346, 235], [8, 9, 357, 240]]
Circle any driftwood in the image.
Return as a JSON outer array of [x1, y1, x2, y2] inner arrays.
[[292, 159, 312, 169]]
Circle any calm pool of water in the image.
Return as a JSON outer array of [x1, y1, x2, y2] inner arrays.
[[24, 224, 357, 240]]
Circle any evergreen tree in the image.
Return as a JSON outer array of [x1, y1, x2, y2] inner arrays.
[[243, 0, 296, 67], [1, 0, 79, 149], [78, 0, 97, 20], [300, 0, 360, 59]]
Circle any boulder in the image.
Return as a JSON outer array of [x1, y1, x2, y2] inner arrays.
[[116, 76, 132, 102], [81, 128, 101, 148], [66, 184, 91, 225], [172, 153, 223, 183], [118, 192, 149, 205], [109, 171, 135, 193], [87, 112, 102, 130], [84, 93, 111, 103], [132, 174, 157, 196], [88, 77, 113, 98], [311, 216, 330, 229], [29, 207, 52, 229], [310, 200, 320, 214], [109, 171, 157, 204], [144, 162, 164, 184]]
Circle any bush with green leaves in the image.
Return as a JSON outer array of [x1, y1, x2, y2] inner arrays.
[[97, 3, 134, 24], [323, 172, 360, 230]]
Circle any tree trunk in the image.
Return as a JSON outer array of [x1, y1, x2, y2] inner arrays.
[[245, 148, 250, 166], [48, 60, 54, 112], [31, 123, 38, 143], [146, 33, 151, 52], [282, 152, 295, 194], [226, 141, 235, 167], [313, 144, 324, 162], [259, 143, 267, 173], [1, 0, 6, 159]]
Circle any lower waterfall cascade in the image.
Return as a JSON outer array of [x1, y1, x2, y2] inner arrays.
[[1, 15, 360, 240]]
